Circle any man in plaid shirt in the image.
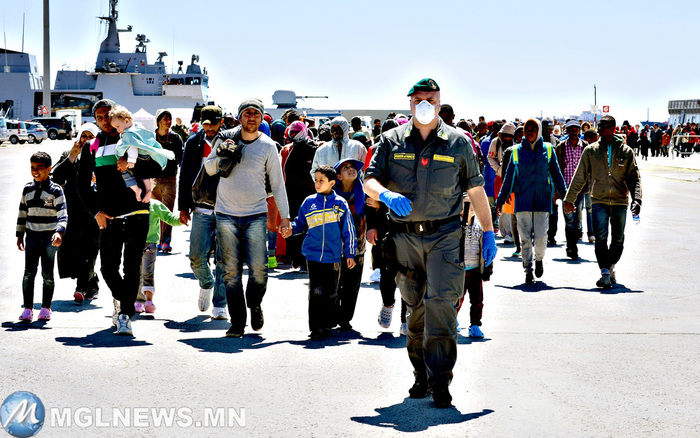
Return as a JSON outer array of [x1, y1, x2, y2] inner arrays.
[[555, 120, 588, 260]]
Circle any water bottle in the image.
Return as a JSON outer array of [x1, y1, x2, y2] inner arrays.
[[632, 213, 640, 225]]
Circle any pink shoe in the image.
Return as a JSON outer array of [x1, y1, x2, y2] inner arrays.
[[144, 300, 156, 313], [38, 307, 51, 321], [134, 302, 146, 313], [19, 308, 33, 321]]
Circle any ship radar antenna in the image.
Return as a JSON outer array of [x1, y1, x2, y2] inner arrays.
[[191, 54, 199, 65], [156, 52, 168, 63], [135, 34, 150, 53], [177, 61, 184, 74]]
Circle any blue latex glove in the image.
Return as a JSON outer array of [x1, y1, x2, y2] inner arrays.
[[379, 190, 412, 217], [482, 231, 497, 266]]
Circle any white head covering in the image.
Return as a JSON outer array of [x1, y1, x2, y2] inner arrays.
[[77, 123, 99, 140]]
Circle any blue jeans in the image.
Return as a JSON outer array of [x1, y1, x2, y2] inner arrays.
[[189, 212, 226, 308], [267, 230, 277, 257], [563, 193, 585, 252], [591, 204, 627, 271], [215, 212, 268, 331], [22, 232, 58, 309]]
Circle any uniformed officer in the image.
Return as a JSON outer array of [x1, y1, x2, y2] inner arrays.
[[364, 78, 497, 408]]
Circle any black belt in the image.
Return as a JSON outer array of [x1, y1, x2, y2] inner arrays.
[[389, 215, 460, 235]]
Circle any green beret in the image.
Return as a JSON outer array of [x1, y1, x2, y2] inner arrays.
[[407, 78, 440, 96]]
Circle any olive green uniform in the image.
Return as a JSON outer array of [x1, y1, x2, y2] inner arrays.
[[366, 119, 484, 388]]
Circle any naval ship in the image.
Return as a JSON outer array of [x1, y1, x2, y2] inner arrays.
[[0, 0, 210, 121]]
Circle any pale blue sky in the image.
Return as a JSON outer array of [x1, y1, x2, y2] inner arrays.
[[2, 0, 694, 124]]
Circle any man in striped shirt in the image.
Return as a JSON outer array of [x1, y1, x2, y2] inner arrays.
[[555, 120, 588, 260], [16, 151, 67, 322]]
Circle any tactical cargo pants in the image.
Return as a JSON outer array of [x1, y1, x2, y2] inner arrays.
[[393, 221, 464, 389]]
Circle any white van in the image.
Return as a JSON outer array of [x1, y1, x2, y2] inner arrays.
[[4, 120, 29, 144]]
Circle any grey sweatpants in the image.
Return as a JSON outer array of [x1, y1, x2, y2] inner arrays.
[[393, 221, 464, 389], [515, 211, 549, 273]]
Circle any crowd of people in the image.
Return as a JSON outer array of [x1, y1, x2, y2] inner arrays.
[[16, 78, 645, 409]]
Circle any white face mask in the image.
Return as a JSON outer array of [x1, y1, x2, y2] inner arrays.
[[414, 100, 436, 125]]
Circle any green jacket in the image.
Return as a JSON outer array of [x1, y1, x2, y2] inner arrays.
[[147, 199, 182, 243], [564, 135, 642, 207]]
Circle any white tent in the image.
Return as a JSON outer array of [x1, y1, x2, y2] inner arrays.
[[132, 108, 156, 131]]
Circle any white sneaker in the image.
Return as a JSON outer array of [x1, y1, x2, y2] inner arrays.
[[212, 307, 228, 320], [112, 298, 121, 327], [588, 235, 596, 243], [198, 287, 213, 312], [115, 314, 133, 336], [399, 322, 407, 336], [369, 268, 381, 283], [378, 305, 393, 328], [503, 235, 514, 244]]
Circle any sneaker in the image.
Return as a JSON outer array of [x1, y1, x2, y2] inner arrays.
[[433, 386, 453, 409], [596, 275, 612, 289], [321, 328, 334, 338], [525, 272, 535, 285], [588, 235, 596, 243], [115, 314, 133, 335], [511, 250, 521, 257], [134, 302, 145, 313], [408, 377, 431, 399], [503, 235, 514, 244], [378, 305, 394, 328], [337, 322, 353, 331], [468, 325, 484, 339], [19, 308, 33, 321], [74, 290, 85, 304], [85, 289, 98, 300], [267, 256, 278, 269], [112, 299, 121, 327], [38, 307, 52, 320], [144, 300, 156, 313], [547, 238, 557, 247], [198, 287, 213, 312], [610, 270, 617, 284], [566, 248, 579, 261], [212, 307, 228, 320], [535, 260, 544, 278], [399, 322, 407, 336], [251, 307, 264, 331], [157, 243, 163, 251], [226, 326, 244, 338], [161, 243, 172, 253], [369, 268, 381, 283]]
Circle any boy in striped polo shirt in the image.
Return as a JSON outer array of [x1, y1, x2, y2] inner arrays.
[[17, 152, 68, 321]]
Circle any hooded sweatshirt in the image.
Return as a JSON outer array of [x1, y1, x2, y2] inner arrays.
[[311, 116, 367, 178], [496, 118, 567, 214]]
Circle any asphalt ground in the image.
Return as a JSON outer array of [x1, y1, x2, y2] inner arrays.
[[1, 140, 699, 437]]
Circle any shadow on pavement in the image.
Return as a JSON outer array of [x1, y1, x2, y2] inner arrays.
[[174, 272, 197, 280], [357, 331, 405, 349], [179, 333, 285, 353], [163, 315, 231, 333], [2, 320, 51, 331], [497, 283, 643, 294], [552, 257, 595, 264], [457, 334, 490, 345], [51, 299, 102, 313], [55, 328, 152, 348], [351, 399, 493, 432]]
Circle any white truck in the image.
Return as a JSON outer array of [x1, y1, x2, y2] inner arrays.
[[56, 109, 82, 137]]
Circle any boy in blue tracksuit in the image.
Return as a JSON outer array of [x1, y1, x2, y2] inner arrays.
[[280, 165, 356, 340]]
